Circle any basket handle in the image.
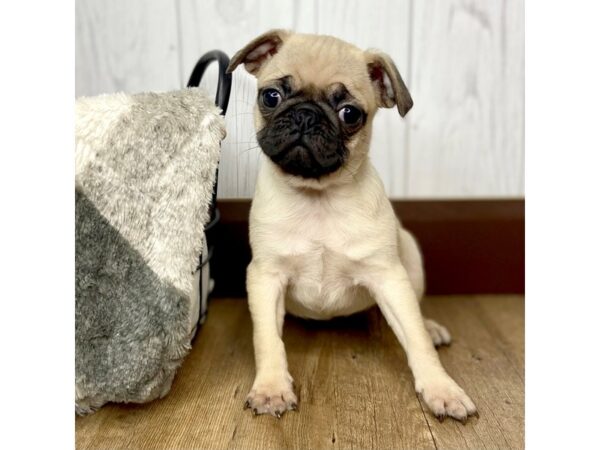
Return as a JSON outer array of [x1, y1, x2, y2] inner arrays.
[[187, 50, 232, 115]]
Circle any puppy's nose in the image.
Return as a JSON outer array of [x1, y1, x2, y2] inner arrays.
[[292, 104, 321, 131]]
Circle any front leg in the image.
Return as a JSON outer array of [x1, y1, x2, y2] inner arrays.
[[365, 262, 478, 423], [245, 260, 297, 418]]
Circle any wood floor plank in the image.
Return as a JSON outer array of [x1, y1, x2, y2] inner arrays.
[[284, 311, 436, 450], [420, 296, 525, 450], [76, 296, 524, 450], [475, 295, 525, 376]]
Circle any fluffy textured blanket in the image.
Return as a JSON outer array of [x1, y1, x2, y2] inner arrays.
[[75, 88, 225, 414]]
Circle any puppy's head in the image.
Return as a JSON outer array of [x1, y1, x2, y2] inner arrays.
[[228, 30, 412, 188]]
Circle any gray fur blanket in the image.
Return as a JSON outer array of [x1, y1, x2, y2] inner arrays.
[[75, 88, 225, 414]]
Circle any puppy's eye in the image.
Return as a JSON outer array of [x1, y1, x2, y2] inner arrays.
[[338, 105, 362, 125], [262, 89, 282, 108]]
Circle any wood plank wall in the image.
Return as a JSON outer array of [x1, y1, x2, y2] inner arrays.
[[76, 0, 524, 199]]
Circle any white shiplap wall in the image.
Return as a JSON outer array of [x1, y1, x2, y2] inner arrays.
[[76, 0, 524, 199]]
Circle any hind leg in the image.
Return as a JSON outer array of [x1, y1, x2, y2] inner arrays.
[[397, 226, 451, 346], [424, 318, 451, 346]]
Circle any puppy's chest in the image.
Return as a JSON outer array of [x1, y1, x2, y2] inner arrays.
[[273, 212, 364, 279], [284, 242, 359, 284], [277, 228, 370, 306], [254, 201, 384, 314], [267, 208, 374, 284]]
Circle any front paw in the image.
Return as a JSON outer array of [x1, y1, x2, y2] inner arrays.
[[416, 376, 478, 423], [245, 375, 298, 418]]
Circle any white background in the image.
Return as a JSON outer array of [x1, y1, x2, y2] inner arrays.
[[76, 0, 524, 199], [2, 1, 599, 448]]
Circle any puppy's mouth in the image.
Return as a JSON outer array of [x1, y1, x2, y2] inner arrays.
[[270, 142, 342, 179], [257, 103, 347, 179]]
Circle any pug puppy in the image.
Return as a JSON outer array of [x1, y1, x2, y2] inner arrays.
[[227, 30, 477, 423]]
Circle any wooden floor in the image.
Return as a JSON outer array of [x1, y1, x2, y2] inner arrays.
[[76, 296, 524, 450]]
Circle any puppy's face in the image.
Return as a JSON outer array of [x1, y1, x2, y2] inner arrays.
[[254, 75, 360, 179], [228, 30, 413, 187]]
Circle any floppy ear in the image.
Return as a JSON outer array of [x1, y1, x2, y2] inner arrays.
[[365, 51, 413, 117], [226, 29, 291, 76]]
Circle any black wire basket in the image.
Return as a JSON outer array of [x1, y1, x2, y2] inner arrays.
[[187, 50, 232, 328]]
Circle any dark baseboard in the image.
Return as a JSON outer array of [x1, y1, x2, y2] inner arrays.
[[210, 199, 524, 297]]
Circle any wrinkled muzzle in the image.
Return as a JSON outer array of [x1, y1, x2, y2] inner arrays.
[[257, 102, 346, 178]]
